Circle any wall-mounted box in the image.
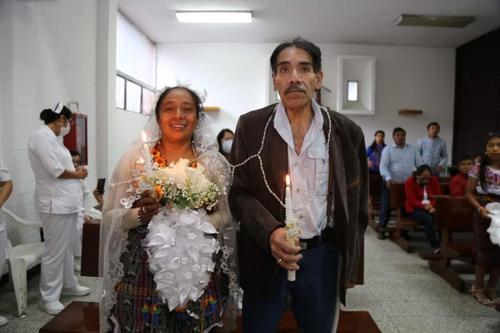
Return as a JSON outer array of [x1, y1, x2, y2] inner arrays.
[[336, 55, 376, 115]]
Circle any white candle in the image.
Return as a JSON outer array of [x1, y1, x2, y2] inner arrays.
[[284, 174, 298, 281], [141, 131, 153, 174], [285, 175, 292, 222]]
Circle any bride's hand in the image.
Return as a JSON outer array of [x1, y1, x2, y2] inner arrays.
[[138, 191, 160, 224]]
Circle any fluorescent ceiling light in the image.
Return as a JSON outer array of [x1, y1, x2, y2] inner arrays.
[[176, 11, 252, 23], [395, 14, 474, 28]]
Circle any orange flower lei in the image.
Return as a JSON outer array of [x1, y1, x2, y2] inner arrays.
[[150, 144, 168, 168], [150, 143, 198, 169]]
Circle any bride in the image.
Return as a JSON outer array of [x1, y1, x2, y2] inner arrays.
[[100, 86, 239, 332]]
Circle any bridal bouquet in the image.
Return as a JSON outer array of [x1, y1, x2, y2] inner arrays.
[[142, 158, 220, 211], [139, 159, 223, 311]]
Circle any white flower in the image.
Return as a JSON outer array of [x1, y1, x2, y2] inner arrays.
[[138, 157, 220, 210]]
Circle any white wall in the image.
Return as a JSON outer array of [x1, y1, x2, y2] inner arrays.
[[156, 43, 455, 159], [116, 11, 156, 87], [0, 0, 108, 241], [320, 44, 455, 153], [156, 44, 273, 136]]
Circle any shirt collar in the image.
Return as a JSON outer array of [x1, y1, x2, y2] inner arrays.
[[273, 100, 324, 151], [391, 143, 408, 149], [41, 124, 57, 138]]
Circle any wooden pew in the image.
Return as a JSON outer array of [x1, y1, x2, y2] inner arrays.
[[438, 176, 450, 183], [39, 302, 99, 333], [368, 174, 383, 231], [388, 183, 420, 252], [439, 182, 450, 195], [81, 220, 100, 277], [428, 195, 475, 292], [39, 303, 382, 332]]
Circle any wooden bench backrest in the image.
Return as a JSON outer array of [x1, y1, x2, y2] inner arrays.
[[389, 183, 406, 210], [369, 174, 383, 198], [434, 195, 474, 232], [439, 183, 450, 195]]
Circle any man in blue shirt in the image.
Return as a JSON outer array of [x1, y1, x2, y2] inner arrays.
[[417, 122, 448, 175], [378, 127, 419, 239]]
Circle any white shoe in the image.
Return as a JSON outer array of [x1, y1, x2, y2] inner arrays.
[[61, 284, 90, 297], [39, 301, 65, 315], [74, 261, 81, 272], [0, 315, 8, 326]]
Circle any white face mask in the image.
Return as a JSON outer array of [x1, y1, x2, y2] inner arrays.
[[222, 139, 233, 154], [60, 121, 71, 137]]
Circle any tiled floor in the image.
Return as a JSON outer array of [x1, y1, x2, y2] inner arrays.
[[344, 228, 500, 333], [0, 274, 101, 333], [0, 228, 499, 332]]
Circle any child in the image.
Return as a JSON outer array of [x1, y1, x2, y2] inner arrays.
[[449, 156, 473, 196], [466, 132, 500, 305]]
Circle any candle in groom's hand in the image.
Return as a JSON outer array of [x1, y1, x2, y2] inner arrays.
[[285, 175, 301, 281]]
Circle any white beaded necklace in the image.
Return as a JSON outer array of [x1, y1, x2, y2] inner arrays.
[[112, 105, 333, 210], [229, 105, 332, 208]]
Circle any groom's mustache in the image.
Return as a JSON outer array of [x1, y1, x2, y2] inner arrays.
[[285, 85, 306, 95]]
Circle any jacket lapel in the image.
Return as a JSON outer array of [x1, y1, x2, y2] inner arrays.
[[324, 110, 349, 222], [266, 121, 288, 221]]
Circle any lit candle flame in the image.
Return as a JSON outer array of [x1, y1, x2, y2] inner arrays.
[[285, 174, 290, 186]]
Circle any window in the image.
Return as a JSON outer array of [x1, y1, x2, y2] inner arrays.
[[126, 81, 141, 113], [347, 81, 359, 102], [116, 11, 156, 114], [115, 72, 156, 114], [142, 88, 155, 115], [116, 76, 125, 109]]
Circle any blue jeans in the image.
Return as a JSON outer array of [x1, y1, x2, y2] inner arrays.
[[379, 183, 391, 228], [407, 208, 440, 248], [242, 242, 338, 333]]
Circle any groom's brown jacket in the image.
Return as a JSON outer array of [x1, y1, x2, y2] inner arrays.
[[228, 104, 368, 304]]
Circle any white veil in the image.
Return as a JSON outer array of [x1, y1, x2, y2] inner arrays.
[[99, 101, 240, 332]]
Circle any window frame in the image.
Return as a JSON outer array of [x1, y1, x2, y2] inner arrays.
[[116, 70, 156, 115]]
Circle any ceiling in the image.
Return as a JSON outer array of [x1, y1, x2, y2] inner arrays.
[[118, 0, 500, 47]]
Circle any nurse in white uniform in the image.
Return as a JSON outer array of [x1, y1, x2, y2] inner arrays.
[[27, 103, 90, 315], [0, 158, 13, 326]]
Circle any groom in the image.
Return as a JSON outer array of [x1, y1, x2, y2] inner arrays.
[[229, 37, 368, 332]]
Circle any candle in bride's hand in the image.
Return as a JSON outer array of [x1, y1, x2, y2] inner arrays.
[[141, 131, 153, 175], [285, 175, 301, 281]]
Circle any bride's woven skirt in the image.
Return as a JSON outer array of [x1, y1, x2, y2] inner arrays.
[[110, 225, 227, 333]]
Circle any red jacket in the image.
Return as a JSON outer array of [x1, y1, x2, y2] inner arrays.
[[404, 176, 441, 213], [449, 173, 468, 197]]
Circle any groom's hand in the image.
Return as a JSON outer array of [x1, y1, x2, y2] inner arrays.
[[270, 227, 302, 271]]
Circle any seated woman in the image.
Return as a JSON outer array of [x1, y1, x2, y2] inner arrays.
[[404, 164, 442, 253], [449, 156, 473, 196], [101, 86, 240, 332]]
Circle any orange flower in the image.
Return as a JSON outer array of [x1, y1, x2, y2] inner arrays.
[[150, 144, 168, 168], [154, 185, 164, 198]]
